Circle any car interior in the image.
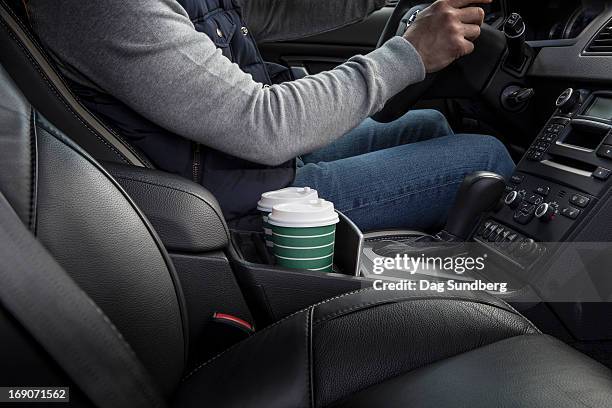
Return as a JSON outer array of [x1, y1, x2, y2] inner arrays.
[[2, 0, 612, 406]]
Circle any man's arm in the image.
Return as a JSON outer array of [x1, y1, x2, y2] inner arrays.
[[29, 0, 425, 166], [237, 0, 387, 43]]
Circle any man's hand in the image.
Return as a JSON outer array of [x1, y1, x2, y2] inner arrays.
[[403, 0, 491, 73]]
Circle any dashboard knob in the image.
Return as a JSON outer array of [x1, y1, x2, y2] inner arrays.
[[504, 190, 521, 209], [535, 202, 556, 222], [556, 88, 581, 113]]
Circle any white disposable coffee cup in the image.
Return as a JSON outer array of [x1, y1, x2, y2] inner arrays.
[[257, 187, 318, 247], [268, 199, 340, 272]]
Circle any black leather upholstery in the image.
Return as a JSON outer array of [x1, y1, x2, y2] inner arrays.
[[105, 163, 229, 253], [0, 64, 188, 398], [2, 14, 612, 408], [175, 288, 541, 407], [334, 334, 612, 407], [0, 63, 36, 229]]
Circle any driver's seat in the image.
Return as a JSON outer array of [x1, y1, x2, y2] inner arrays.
[[0, 0, 153, 167], [1, 46, 612, 407]]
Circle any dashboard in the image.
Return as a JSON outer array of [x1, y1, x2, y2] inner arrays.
[[490, 0, 608, 41]]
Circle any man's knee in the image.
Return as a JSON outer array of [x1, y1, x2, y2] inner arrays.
[[394, 109, 453, 142], [475, 135, 515, 178], [407, 109, 449, 128]]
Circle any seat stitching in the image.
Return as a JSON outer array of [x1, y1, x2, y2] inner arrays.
[[0, 16, 138, 165], [313, 296, 533, 328], [27, 107, 36, 231], [181, 286, 537, 385], [180, 288, 370, 382], [307, 307, 314, 408], [9, 1, 154, 166]]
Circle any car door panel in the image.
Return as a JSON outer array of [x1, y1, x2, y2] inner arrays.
[[258, 7, 393, 75]]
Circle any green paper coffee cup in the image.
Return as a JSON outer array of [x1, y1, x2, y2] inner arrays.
[[257, 187, 318, 248], [269, 199, 339, 272]]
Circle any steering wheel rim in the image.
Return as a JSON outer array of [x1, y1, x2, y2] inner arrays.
[[373, 1, 502, 123], [373, 1, 436, 123]]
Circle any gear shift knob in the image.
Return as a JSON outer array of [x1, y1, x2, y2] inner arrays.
[[442, 172, 507, 240]]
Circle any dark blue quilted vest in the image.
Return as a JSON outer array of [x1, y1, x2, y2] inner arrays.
[[69, 0, 296, 224]]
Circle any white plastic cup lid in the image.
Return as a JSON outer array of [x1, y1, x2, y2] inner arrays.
[[257, 187, 319, 212], [268, 199, 340, 228]]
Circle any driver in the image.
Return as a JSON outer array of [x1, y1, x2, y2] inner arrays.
[[27, 0, 514, 231]]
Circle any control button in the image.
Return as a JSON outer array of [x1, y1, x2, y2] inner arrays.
[[535, 140, 551, 149], [478, 221, 492, 236], [556, 88, 581, 113], [505, 185, 515, 193], [504, 191, 521, 208], [593, 167, 611, 181], [510, 175, 524, 184], [535, 203, 556, 223], [514, 211, 534, 225], [561, 207, 581, 220], [528, 151, 544, 161], [507, 234, 524, 255], [517, 238, 539, 261], [496, 230, 512, 244], [490, 227, 505, 242], [482, 224, 497, 239], [525, 194, 544, 205], [506, 233, 518, 243], [535, 186, 550, 196], [519, 201, 536, 214], [597, 145, 612, 160], [570, 194, 590, 208]]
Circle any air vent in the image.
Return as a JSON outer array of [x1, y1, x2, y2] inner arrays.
[[558, 190, 567, 198], [584, 18, 612, 54]]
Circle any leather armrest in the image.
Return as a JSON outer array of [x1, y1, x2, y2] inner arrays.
[[104, 163, 229, 253]]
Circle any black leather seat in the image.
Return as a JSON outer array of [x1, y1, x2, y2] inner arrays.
[[1, 57, 612, 407]]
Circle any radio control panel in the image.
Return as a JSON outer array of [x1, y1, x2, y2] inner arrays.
[[474, 88, 612, 267]]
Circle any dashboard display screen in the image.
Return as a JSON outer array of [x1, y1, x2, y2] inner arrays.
[[585, 97, 612, 120]]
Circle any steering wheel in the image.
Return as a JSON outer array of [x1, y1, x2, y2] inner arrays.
[[373, 0, 506, 123]]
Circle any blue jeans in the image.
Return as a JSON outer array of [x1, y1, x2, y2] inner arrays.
[[294, 110, 515, 232]]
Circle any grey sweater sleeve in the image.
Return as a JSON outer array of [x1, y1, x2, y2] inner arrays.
[[29, 0, 425, 166], [238, 0, 387, 42]]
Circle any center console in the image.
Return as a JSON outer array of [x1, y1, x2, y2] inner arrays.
[[227, 88, 612, 337], [474, 88, 612, 269]]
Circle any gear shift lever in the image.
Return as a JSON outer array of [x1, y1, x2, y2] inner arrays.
[[441, 172, 506, 240], [370, 172, 507, 260]]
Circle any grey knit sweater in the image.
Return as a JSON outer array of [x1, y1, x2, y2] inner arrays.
[[29, 0, 426, 165]]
